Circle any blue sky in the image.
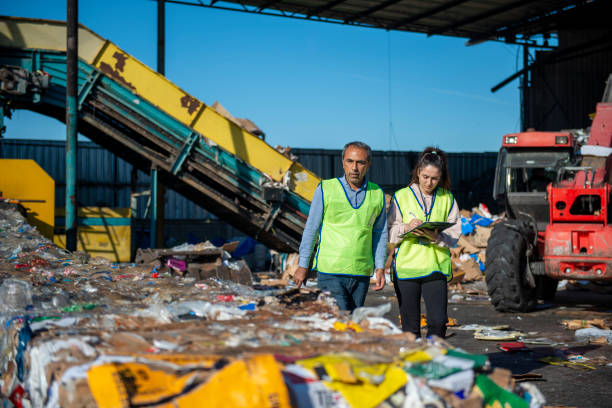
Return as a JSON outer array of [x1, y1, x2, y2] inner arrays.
[[2, 0, 523, 152]]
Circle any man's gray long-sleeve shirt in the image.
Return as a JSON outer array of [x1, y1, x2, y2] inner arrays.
[[298, 175, 388, 270]]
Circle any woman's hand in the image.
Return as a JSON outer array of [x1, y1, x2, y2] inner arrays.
[[403, 219, 422, 234], [412, 228, 439, 243]]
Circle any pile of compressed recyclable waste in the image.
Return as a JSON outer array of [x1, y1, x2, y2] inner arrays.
[[450, 204, 501, 284], [0, 201, 544, 407]]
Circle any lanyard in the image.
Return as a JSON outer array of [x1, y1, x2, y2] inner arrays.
[[417, 187, 433, 222]]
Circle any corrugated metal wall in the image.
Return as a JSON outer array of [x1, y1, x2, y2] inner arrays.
[[0, 139, 210, 219], [1, 139, 499, 219], [527, 29, 612, 131], [292, 148, 499, 211]]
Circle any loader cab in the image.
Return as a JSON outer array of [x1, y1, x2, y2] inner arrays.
[[493, 131, 574, 230]]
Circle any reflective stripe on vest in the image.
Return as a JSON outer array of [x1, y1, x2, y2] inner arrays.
[[314, 178, 384, 276], [394, 186, 454, 281]]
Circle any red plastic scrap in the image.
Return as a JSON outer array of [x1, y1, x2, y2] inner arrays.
[[498, 342, 529, 352], [9, 385, 26, 408], [31, 258, 51, 267], [217, 295, 234, 302], [14, 263, 31, 269]]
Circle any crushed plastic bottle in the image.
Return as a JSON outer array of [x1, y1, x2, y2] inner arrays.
[[0, 279, 33, 312]]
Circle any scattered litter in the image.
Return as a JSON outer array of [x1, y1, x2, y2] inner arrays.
[[0, 202, 544, 407], [574, 328, 612, 344], [474, 329, 524, 341], [539, 356, 596, 370], [458, 324, 509, 331], [562, 319, 611, 330]]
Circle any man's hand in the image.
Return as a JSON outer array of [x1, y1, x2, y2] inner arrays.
[[373, 268, 385, 291], [293, 266, 308, 289]]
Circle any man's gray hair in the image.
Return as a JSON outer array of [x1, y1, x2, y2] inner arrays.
[[342, 141, 372, 162]]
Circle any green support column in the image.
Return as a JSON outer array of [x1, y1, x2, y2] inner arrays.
[[65, 0, 78, 251], [150, 167, 159, 248]]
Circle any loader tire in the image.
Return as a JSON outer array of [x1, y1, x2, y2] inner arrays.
[[485, 221, 536, 312], [536, 276, 558, 301]]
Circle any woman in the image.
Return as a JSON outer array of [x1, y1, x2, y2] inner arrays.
[[388, 147, 460, 339]]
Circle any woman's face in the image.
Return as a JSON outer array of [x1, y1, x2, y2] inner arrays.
[[417, 165, 441, 195]]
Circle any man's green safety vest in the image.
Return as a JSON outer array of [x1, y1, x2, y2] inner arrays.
[[314, 178, 384, 276], [393, 185, 454, 281]]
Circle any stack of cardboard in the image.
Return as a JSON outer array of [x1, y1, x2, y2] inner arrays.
[[450, 205, 502, 284]]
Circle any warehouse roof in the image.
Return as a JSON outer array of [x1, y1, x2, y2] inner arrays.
[[165, 0, 610, 46]]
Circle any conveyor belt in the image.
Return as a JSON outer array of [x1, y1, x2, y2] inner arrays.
[[0, 16, 320, 252]]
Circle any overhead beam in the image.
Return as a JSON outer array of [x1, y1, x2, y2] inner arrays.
[[306, 0, 347, 18], [387, 0, 470, 30], [428, 0, 538, 37], [257, 0, 280, 11], [344, 0, 402, 23]]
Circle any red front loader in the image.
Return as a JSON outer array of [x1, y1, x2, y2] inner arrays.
[[485, 74, 612, 312]]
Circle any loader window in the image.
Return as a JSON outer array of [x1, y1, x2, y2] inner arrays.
[[569, 195, 601, 215], [508, 167, 555, 193]]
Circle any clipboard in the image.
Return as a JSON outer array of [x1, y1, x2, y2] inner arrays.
[[398, 221, 455, 238]]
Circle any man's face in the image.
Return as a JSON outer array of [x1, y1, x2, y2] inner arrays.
[[342, 146, 370, 188]]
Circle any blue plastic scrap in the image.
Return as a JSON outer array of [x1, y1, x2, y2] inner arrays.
[[460, 217, 475, 235], [469, 253, 486, 271], [238, 303, 256, 311], [16, 320, 33, 382], [470, 214, 494, 227]]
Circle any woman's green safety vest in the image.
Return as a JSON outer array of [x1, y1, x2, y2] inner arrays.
[[314, 178, 384, 276], [393, 185, 454, 281]]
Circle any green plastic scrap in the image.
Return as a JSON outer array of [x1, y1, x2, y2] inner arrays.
[[446, 349, 488, 369], [61, 303, 99, 312], [32, 316, 61, 322], [474, 374, 528, 408], [405, 361, 460, 380], [286, 334, 302, 344]]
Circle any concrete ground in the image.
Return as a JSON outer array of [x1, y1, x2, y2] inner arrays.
[[365, 284, 612, 408]]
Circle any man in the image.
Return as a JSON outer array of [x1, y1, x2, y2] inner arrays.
[[294, 141, 387, 311]]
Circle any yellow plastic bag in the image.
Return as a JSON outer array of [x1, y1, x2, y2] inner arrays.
[[297, 354, 408, 408], [88, 354, 291, 408]]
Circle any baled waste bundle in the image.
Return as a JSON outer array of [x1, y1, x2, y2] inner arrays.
[[0, 201, 544, 407]]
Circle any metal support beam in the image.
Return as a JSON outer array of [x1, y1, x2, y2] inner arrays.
[[0, 100, 5, 138], [171, 131, 200, 175], [66, 0, 78, 252], [77, 71, 100, 110], [152, 0, 166, 248], [157, 0, 165, 76], [520, 45, 529, 131], [149, 166, 159, 248], [428, 0, 537, 37]]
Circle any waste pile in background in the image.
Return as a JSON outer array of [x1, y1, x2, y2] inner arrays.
[[450, 203, 501, 285], [0, 201, 544, 407]]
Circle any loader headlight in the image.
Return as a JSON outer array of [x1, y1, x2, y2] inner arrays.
[[504, 136, 518, 144], [555, 135, 569, 144]]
